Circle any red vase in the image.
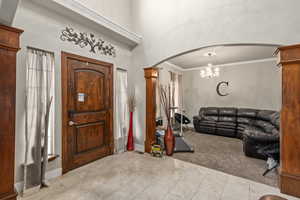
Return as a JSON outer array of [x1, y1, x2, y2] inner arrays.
[[127, 111, 134, 151], [164, 124, 175, 156]]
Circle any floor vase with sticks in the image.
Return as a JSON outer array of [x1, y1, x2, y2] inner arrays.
[[127, 111, 134, 151], [160, 85, 175, 156], [127, 94, 136, 151], [165, 123, 175, 156]]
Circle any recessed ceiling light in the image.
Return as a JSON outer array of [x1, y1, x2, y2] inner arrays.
[[203, 52, 217, 57]]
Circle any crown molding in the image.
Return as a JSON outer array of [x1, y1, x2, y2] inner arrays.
[[182, 57, 277, 71], [31, 0, 142, 48]]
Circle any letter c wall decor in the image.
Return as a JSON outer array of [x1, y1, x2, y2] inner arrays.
[[216, 81, 229, 96]]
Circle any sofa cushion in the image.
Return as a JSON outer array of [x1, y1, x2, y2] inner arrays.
[[217, 122, 236, 129], [199, 123, 216, 127], [256, 110, 277, 121], [255, 120, 275, 133], [193, 116, 200, 122], [199, 107, 218, 116], [271, 128, 279, 137], [202, 115, 218, 121], [237, 108, 258, 118], [243, 136, 268, 160], [237, 117, 254, 125], [219, 116, 236, 123], [237, 124, 249, 131], [244, 127, 279, 142], [237, 126, 245, 132], [199, 120, 216, 127], [219, 107, 237, 116]]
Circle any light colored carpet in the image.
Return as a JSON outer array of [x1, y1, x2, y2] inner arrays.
[[173, 130, 278, 187]]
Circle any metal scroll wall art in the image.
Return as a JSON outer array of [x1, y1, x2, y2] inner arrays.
[[216, 81, 229, 96], [60, 27, 116, 57]]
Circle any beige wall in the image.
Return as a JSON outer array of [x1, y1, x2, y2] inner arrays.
[[13, 0, 132, 184], [182, 60, 281, 120], [75, 0, 133, 31]]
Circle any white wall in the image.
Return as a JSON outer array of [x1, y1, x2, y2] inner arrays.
[[130, 0, 300, 148], [182, 60, 281, 120], [13, 0, 132, 183], [132, 0, 300, 66], [75, 0, 133, 31], [157, 62, 182, 86], [0, 0, 19, 25]]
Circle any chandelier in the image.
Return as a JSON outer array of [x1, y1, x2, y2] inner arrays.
[[200, 63, 220, 78], [200, 51, 220, 78]]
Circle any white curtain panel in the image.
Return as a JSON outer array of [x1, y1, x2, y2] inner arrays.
[[24, 48, 54, 191], [115, 69, 128, 153]]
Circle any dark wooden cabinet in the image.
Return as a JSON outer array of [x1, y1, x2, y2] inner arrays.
[[277, 44, 300, 198], [0, 24, 23, 200]]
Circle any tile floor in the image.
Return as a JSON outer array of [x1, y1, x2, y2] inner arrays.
[[20, 152, 299, 200]]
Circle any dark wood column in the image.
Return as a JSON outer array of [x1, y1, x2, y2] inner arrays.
[[277, 44, 300, 198], [144, 67, 158, 153], [0, 24, 23, 200]]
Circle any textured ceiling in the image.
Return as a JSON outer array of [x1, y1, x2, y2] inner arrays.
[[168, 45, 278, 69]]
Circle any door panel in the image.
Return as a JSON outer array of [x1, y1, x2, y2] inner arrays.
[[74, 70, 105, 111], [62, 52, 113, 173], [75, 122, 105, 153]]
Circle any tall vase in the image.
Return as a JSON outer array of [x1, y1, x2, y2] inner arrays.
[[164, 123, 175, 156], [127, 111, 134, 151]]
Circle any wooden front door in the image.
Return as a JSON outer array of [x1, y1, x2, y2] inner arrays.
[[62, 52, 113, 173]]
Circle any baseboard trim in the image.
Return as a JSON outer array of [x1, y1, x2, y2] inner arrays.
[[14, 168, 62, 193], [280, 172, 300, 198], [0, 191, 17, 200], [0, 192, 18, 200], [134, 143, 144, 153]]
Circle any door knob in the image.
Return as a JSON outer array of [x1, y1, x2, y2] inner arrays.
[[68, 121, 77, 126]]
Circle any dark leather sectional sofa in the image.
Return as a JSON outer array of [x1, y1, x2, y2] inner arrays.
[[193, 107, 280, 159]]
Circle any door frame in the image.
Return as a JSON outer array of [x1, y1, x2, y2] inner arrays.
[[61, 52, 114, 174]]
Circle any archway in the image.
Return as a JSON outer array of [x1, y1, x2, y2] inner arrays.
[[144, 43, 300, 198]]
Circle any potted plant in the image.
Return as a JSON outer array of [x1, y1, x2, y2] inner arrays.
[[127, 93, 136, 151]]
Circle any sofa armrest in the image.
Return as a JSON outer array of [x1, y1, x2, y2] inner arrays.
[[193, 115, 202, 122]]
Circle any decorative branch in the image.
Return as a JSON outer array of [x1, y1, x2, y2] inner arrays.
[[60, 27, 116, 57], [128, 92, 136, 112], [159, 84, 171, 124]]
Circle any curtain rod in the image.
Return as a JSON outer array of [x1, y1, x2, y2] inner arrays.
[[27, 46, 55, 55], [117, 67, 127, 72]]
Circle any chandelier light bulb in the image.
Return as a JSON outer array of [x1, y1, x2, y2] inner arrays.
[[200, 66, 220, 79]]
